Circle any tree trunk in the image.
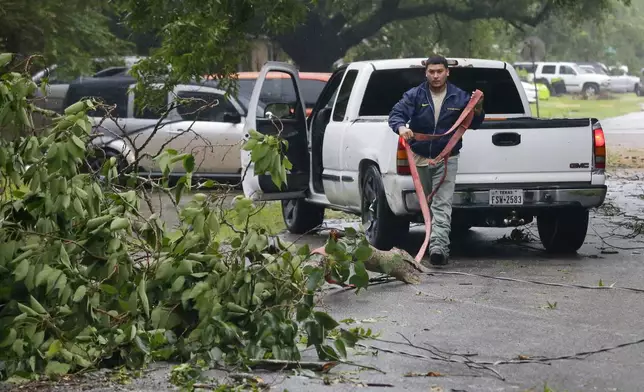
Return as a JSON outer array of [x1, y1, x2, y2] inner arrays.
[[310, 246, 423, 285], [272, 14, 348, 72]]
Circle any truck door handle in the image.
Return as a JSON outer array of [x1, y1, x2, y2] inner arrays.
[[492, 132, 521, 147]]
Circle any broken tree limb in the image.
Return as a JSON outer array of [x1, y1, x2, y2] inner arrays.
[[310, 245, 423, 285], [246, 359, 338, 372]]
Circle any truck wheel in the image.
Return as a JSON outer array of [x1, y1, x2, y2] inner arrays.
[[635, 84, 642, 97], [281, 198, 325, 234], [537, 208, 589, 254], [582, 83, 599, 97], [360, 165, 409, 250]]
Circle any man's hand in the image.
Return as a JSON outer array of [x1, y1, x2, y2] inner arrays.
[[398, 126, 413, 140]]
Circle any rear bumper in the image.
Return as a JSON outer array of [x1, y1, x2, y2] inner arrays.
[[401, 185, 607, 212], [381, 174, 607, 214]]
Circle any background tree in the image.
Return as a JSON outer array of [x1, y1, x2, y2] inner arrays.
[[266, 0, 631, 71], [0, 0, 132, 75]]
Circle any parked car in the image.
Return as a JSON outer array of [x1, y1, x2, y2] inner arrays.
[[235, 71, 330, 116], [577, 62, 639, 94], [534, 62, 611, 96], [241, 58, 608, 254], [64, 74, 263, 181], [521, 81, 550, 103], [32, 56, 144, 113]]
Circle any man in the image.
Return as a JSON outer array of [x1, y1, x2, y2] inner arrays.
[[388, 55, 485, 267]]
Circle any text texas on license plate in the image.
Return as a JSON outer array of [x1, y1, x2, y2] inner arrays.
[[489, 189, 523, 205]]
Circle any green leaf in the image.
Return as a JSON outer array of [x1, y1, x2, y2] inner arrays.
[[171, 276, 185, 292], [0, 328, 16, 348], [59, 244, 72, 270], [35, 266, 52, 287], [13, 258, 30, 281], [99, 284, 118, 295], [64, 101, 85, 115], [354, 243, 373, 262], [296, 303, 312, 322], [45, 360, 71, 377], [306, 268, 324, 292], [71, 135, 86, 151], [183, 154, 195, 172], [334, 339, 347, 358], [314, 311, 339, 331], [138, 277, 150, 318], [110, 217, 130, 231], [17, 303, 39, 317], [340, 330, 359, 348], [0, 53, 12, 67], [32, 331, 45, 348], [29, 295, 47, 314], [349, 261, 369, 289], [47, 340, 62, 358], [12, 338, 25, 356], [318, 344, 340, 361], [242, 138, 257, 151], [72, 285, 87, 302]]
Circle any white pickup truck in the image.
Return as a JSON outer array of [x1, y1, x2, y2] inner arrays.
[[241, 58, 608, 254]]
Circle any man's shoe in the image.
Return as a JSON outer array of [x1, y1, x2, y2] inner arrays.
[[420, 249, 449, 268], [429, 250, 448, 266]]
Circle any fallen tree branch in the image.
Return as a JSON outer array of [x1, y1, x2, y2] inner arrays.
[[310, 245, 423, 285], [354, 333, 644, 381], [354, 341, 505, 380], [424, 270, 644, 294], [245, 359, 385, 374]]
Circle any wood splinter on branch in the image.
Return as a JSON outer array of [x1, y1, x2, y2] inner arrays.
[[309, 231, 423, 286]]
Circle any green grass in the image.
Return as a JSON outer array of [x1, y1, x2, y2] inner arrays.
[[215, 201, 286, 239], [529, 93, 643, 119], [214, 201, 360, 240]]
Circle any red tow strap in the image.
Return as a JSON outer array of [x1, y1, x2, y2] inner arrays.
[[401, 89, 484, 265]]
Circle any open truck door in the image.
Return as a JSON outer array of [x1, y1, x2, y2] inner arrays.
[[241, 62, 310, 200]]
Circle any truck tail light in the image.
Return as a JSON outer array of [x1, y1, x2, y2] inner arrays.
[[593, 122, 606, 169], [397, 137, 411, 175]]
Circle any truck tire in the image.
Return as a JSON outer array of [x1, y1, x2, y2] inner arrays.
[[281, 198, 325, 234], [360, 164, 409, 250], [582, 83, 599, 97], [537, 208, 589, 254], [635, 84, 642, 97]]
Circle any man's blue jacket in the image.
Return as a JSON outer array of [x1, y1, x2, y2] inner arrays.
[[388, 81, 485, 159]]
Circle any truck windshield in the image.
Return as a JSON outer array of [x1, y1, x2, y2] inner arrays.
[[359, 67, 526, 116]]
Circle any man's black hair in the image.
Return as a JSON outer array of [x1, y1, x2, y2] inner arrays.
[[422, 55, 448, 70]]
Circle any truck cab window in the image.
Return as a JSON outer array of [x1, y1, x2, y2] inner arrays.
[[359, 67, 524, 116], [332, 70, 358, 121]]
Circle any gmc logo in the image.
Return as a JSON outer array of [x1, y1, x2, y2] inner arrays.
[[569, 162, 590, 169]]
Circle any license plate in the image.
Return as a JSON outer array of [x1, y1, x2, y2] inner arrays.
[[489, 189, 524, 205]]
